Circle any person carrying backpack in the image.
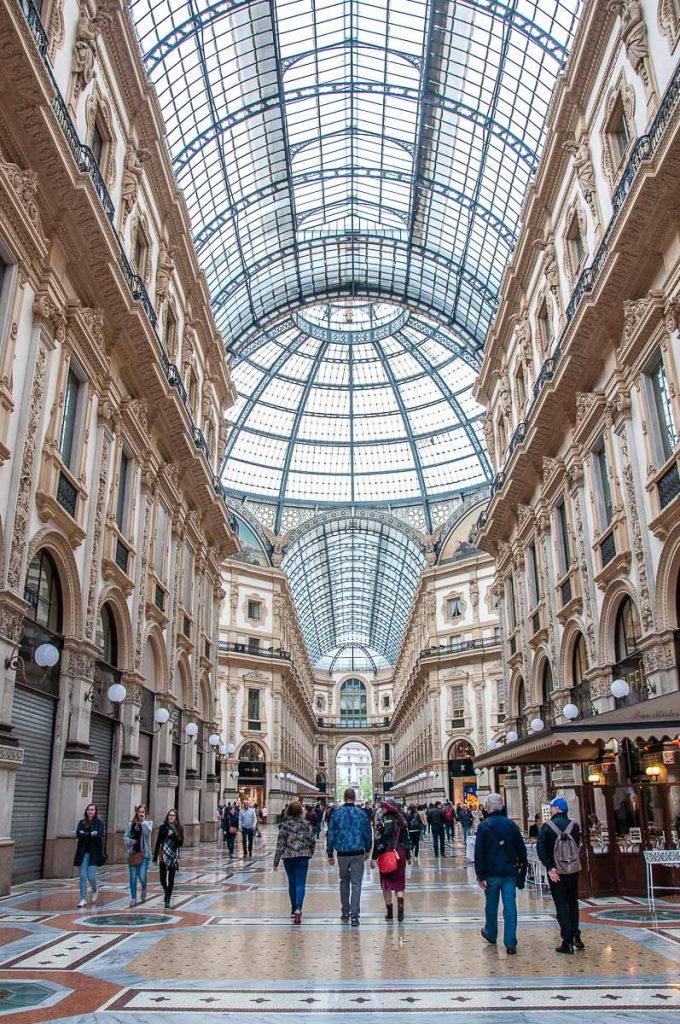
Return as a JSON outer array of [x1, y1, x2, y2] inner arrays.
[[536, 797, 583, 954], [443, 802, 455, 844]]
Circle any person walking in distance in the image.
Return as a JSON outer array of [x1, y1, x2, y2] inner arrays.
[[444, 801, 456, 846], [537, 797, 584, 954], [371, 799, 411, 922], [459, 803, 474, 843], [273, 801, 316, 924], [153, 809, 184, 909], [239, 798, 257, 858], [124, 805, 153, 907], [474, 793, 527, 955], [327, 787, 373, 927], [223, 802, 240, 859], [406, 804, 422, 861], [74, 803, 105, 907], [428, 801, 446, 857]]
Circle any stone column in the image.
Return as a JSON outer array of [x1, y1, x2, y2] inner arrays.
[[181, 714, 201, 846], [203, 721, 220, 842], [504, 769, 522, 825], [0, 593, 28, 893], [154, 695, 178, 824], [523, 767, 545, 819], [114, 675, 145, 849]]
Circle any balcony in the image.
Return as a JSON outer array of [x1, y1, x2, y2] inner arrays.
[[316, 716, 391, 730], [218, 641, 290, 660], [419, 635, 500, 659]]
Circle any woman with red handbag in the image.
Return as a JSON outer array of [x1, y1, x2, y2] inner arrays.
[[371, 798, 411, 921]]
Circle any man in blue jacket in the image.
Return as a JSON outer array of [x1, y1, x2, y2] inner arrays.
[[474, 793, 527, 955], [327, 788, 373, 926]]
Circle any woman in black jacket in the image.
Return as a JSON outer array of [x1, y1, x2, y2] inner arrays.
[[153, 809, 184, 908], [74, 803, 105, 908], [222, 803, 240, 859]]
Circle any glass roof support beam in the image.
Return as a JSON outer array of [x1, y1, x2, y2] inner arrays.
[[395, 329, 492, 480], [196, 171, 516, 256], [373, 336, 433, 534], [405, 0, 443, 295], [273, 340, 331, 534], [185, 0, 258, 325], [141, 0, 573, 72], [366, 523, 387, 651], [222, 343, 295, 462], [267, 0, 304, 305], [173, 84, 539, 172], [450, 3, 513, 330]]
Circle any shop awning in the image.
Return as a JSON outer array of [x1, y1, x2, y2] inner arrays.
[[474, 690, 680, 770]]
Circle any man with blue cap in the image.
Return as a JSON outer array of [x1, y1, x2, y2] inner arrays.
[[537, 797, 583, 954]]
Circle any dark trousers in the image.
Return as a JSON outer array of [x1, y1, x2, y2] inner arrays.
[[432, 826, 445, 856], [408, 829, 420, 858], [159, 862, 177, 903], [445, 821, 455, 841], [549, 872, 581, 943], [226, 830, 236, 856], [242, 828, 254, 857], [283, 856, 310, 912]]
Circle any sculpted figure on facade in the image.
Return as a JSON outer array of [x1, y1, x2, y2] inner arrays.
[[121, 141, 150, 224], [498, 364, 512, 421], [155, 241, 177, 307], [564, 133, 600, 228], [481, 415, 496, 471], [610, 0, 654, 94], [72, 0, 110, 93]]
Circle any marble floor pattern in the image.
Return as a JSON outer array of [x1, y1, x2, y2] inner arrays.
[[0, 829, 679, 1023]]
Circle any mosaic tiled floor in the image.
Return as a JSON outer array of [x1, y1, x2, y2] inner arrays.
[[0, 828, 679, 1022]]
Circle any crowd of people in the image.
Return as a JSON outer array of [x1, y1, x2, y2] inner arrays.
[[72, 789, 585, 955]]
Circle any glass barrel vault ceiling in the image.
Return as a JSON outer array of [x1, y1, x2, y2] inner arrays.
[[223, 301, 490, 530], [130, 0, 583, 353]]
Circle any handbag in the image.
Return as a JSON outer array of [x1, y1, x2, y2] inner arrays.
[[228, 827, 238, 835], [377, 849, 400, 874], [128, 850, 143, 867]]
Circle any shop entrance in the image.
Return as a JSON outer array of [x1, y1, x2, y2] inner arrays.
[[448, 740, 477, 806], [238, 741, 267, 810], [577, 782, 680, 897]]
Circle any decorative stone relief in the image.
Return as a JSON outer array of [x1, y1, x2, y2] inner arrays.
[[0, 146, 46, 242], [155, 240, 177, 307], [121, 140, 150, 224], [601, 74, 636, 187], [659, 0, 680, 50], [481, 415, 496, 471], [46, 0, 66, 62], [569, 481, 597, 663], [85, 432, 110, 639], [7, 343, 48, 591], [72, 0, 111, 99], [618, 423, 654, 632], [134, 492, 153, 673], [564, 132, 601, 229], [610, 0, 656, 99]]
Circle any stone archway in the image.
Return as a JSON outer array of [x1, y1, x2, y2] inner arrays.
[[334, 740, 374, 803]]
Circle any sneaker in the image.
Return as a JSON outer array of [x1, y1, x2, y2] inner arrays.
[[92, 890, 98, 904], [293, 910, 302, 925], [573, 938, 585, 951], [129, 899, 137, 908], [350, 915, 360, 927], [481, 929, 496, 945], [78, 898, 87, 908]]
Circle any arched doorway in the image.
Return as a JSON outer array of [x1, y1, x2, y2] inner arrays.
[[447, 739, 476, 806], [335, 741, 373, 802], [238, 741, 267, 809], [90, 602, 121, 838]]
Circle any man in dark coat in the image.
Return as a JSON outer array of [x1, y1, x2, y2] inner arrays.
[[474, 793, 527, 955]]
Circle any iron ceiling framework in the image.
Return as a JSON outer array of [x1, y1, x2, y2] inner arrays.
[[222, 303, 491, 532], [131, 0, 582, 355], [281, 514, 426, 669]]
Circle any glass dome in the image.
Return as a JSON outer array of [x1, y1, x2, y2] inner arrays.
[[223, 301, 491, 527]]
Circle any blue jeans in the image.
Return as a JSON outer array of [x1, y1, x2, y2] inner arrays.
[[129, 857, 150, 900], [484, 875, 518, 949], [283, 856, 310, 912], [79, 852, 98, 900]]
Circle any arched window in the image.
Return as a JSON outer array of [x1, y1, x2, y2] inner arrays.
[[615, 596, 641, 662], [99, 604, 118, 667], [340, 678, 368, 725], [24, 550, 62, 633], [516, 677, 526, 716], [451, 739, 475, 759], [572, 633, 587, 688], [239, 741, 265, 762], [541, 661, 554, 702]]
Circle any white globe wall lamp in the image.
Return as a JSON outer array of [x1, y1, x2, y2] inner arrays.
[[506, 730, 519, 743], [530, 717, 544, 732], [610, 678, 630, 700], [562, 703, 579, 721]]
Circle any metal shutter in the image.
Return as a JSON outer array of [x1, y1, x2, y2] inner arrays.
[[90, 713, 114, 837], [10, 686, 56, 882]]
